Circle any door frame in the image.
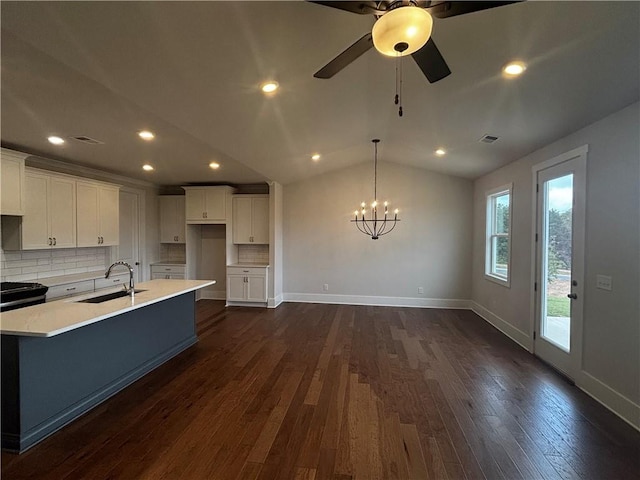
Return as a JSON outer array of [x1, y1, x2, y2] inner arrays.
[[529, 144, 588, 380], [113, 186, 146, 282]]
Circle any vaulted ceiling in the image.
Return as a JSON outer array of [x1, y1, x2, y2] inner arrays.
[[1, 1, 638, 186]]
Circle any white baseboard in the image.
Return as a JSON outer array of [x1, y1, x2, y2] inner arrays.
[[577, 371, 640, 431], [469, 301, 532, 351], [283, 292, 469, 309], [268, 294, 283, 309]]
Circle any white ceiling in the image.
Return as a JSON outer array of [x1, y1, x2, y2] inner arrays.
[[1, 1, 638, 186]]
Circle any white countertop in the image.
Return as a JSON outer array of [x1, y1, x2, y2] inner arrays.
[[227, 263, 269, 268], [150, 261, 186, 266], [0, 279, 215, 338]]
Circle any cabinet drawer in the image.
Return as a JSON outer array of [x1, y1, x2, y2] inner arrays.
[[227, 266, 266, 276], [151, 265, 186, 275], [47, 280, 95, 300], [152, 273, 185, 280], [95, 273, 129, 290]]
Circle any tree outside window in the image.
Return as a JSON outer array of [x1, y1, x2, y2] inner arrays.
[[485, 185, 512, 286]]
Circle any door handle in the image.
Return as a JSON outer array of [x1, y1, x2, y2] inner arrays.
[[567, 293, 578, 300], [48, 237, 52, 246], [53, 237, 57, 246]]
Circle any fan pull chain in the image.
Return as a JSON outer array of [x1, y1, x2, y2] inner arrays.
[[395, 54, 403, 117]]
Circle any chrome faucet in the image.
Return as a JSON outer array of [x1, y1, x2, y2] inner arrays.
[[105, 261, 135, 296]]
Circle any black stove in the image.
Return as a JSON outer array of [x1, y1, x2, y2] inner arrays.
[[0, 282, 49, 312]]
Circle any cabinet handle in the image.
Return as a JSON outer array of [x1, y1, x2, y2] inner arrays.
[[243, 270, 249, 273], [66, 287, 76, 291], [165, 268, 171, 271], [53, 238, 57, 246], [101, 237, 104, 244], [48, 238, 52, 246]]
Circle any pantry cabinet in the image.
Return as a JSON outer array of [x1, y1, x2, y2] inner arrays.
[[159, 196, 185, 243], [183, 186, 232, 223], [0, 149, 26, 216], [77, 181, 120, 247], [232, 195, 269, 244]]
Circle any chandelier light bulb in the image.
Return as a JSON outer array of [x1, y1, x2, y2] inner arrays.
[[394, 209, 399, 214]]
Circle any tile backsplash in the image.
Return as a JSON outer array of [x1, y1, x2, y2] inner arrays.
[[0, 247, 108, 282], [159, 243, 186, 263], [238, 244, 269, 264]]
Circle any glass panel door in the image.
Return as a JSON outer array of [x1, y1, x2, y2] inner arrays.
[[533, 147, 586, 380], [541, 174, 573, 351]]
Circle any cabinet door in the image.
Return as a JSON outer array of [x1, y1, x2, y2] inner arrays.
[[175, 196, 186, 242], [251, 197, 270, 244], [0, 154, 25, 215], [99, 186, 119, 246], [227, 275, 246, 301], [185, 189, 206, 221], [232, 196, 252, 244], [159, 196, 177, 243], [77, 183, 99, 246], [246, 275, 267, 302], [160, 196, 186, 243], [49, 176, 76, 248], [204, 188, 226, 221], [22, 172, 50, 249]]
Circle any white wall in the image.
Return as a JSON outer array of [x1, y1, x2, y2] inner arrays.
[[283, 161, 474, 305], [471, 102, 639, 423], [269, 181, 283, 307]]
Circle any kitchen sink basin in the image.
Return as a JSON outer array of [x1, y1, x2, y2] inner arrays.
[[77, 289, 146, 304]]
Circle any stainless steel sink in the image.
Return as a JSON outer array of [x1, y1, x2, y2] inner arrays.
[[77, 289, 146, 304]]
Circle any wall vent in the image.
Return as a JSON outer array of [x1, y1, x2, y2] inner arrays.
[[479, 134, 499, 144], [71, 135, 104, 145]]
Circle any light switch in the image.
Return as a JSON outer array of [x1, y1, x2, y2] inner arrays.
[[596, 274, 612, 291]]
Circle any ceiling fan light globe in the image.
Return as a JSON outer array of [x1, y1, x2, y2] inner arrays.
[[372, 6, 433, 57]]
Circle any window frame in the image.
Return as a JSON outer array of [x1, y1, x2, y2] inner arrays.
[[485, 183, 512, 287]]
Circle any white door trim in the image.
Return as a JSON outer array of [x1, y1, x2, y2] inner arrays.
[[529, 145, 588, 379], [116, 186, 147, 282]]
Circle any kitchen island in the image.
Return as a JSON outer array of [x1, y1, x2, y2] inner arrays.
[[1, 279, 215, 452]]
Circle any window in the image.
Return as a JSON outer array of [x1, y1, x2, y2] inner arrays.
[[485, 184, 512, 286]]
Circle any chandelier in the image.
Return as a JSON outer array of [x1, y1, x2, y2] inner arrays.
[[352, 139, 400, 240]]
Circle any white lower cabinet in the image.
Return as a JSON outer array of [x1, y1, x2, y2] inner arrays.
[[150, 264, 185, 280], [226, 266, 268, 303]]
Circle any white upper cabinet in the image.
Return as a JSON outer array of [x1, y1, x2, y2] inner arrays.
[[3, 169, 76, 250], [232, 195, 269, 244], [0, 148, 26, 216], [159, 195, 186, 243], [77, 181, 120, 247], [183, 186, 232, 223]]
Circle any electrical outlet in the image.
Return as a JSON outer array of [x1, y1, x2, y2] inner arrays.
[[596, 274, 612, 291], [323, 283, 329, 292], [417, 287, 424, 295]]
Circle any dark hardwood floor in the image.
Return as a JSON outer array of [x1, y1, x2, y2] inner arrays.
[[2, 301, 639, 479]]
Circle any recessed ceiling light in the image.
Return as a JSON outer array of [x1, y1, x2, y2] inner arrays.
[[261, 81, 279, 94], [435, 148, 446, 156], [48, 136, 65, 145], [503, 61, 526, 77], [209, 162, 220, 170], [138, 130, 155, 140], [142, 164, 154, 171], [311, 153, 321, 161]]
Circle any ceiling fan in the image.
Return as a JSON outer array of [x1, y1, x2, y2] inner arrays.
[[311, 1, 520, 83]]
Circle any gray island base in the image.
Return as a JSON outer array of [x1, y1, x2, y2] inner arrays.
[[2, 291, 196, 452]]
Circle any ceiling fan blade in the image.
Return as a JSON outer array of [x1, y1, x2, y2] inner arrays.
[[411, 38, 451, 83], [314, 33, 374, 79], [429, 1, 521, 19], [307, 1, 385, 15]]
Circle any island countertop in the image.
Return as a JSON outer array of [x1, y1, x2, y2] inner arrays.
[[0, 279, 215, 338]]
